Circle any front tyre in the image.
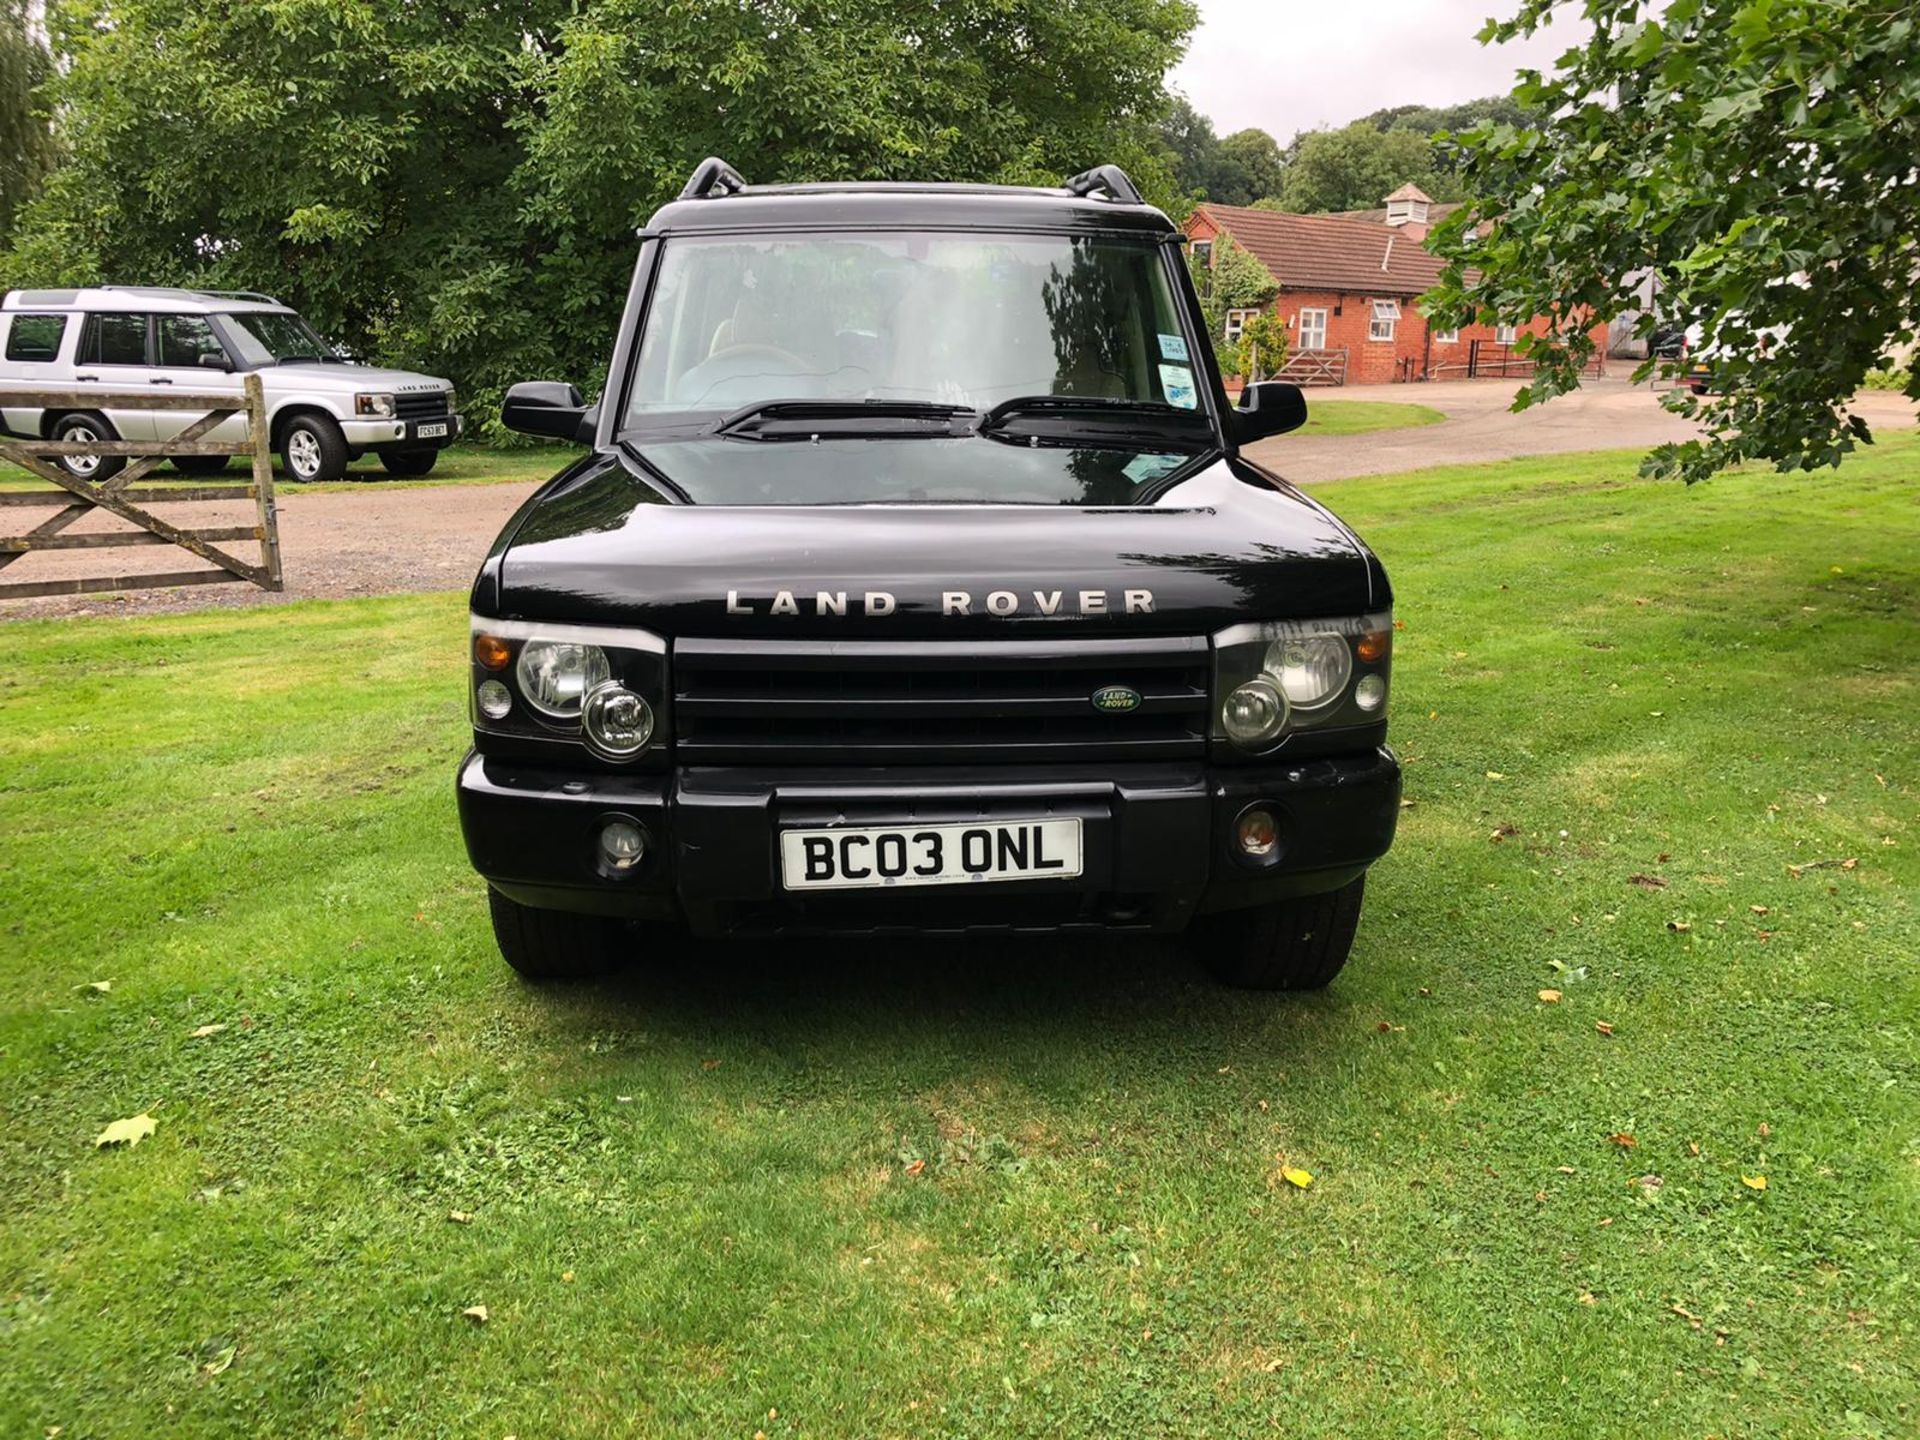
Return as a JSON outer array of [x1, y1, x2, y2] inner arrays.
[[377, 447, 438, 478], [1190, 876, 1367, 991], [487, 888, 627, 981], [279, 414, 350, 482]]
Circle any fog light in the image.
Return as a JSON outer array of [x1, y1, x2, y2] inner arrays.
[[582, 682, 654, 759], [599, 819, 646, 871], [1236, 807, 1280, 858], [476, 679, 511, 719], [1222, 677, 1288, 749], [1354, 674, 1387, 712]]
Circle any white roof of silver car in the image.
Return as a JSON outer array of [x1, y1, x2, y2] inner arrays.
[[2, 286, 288, 314]]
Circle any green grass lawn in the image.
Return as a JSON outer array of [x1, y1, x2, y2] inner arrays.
[[1299, 398, 1447, 434], [2, 438, 1915, 1437], [0, 441, 572, 495]]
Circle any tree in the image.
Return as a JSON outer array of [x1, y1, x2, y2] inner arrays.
[[7, 0, 1198, 435], [1274, 123, 1460, 213], [1155, 96, 1285, 207], [0, 1, 53, 242], [1215, 128, 1286, 207], [1358, 96, 1537, 140], [1426, 0, 1920, 482]]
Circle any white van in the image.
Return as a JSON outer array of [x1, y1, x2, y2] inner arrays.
[[0, 287, 462, 481]]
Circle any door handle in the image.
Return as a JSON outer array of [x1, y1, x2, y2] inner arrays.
[[150, 377, 174, 385], [75, 374, 98, 382]]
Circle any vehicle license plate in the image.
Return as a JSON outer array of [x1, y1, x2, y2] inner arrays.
[[780, 819, 1082, 891], [416, 422, 449, 439]]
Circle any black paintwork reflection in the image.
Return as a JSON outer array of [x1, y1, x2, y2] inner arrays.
[[621, 436, 1195, 508], [484, 450, 1382, 636]]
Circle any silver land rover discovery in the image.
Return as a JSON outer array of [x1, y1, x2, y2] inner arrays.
[[0, 286, 462, 482]]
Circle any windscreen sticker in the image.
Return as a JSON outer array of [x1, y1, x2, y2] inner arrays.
[[1122, 453, 1185, 485], [1158, 332, 1190, 362], [1159, 363, 1198, 410]]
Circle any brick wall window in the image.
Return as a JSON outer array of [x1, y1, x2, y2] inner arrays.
[[1192, 240, 1213, 265], [1297, 307, 1328, 350], [1225, 308, 1261, 342], [1432, 326, 1459, 344], [1369, 300, 1400, 342], [1495, 323, 1518, 345]]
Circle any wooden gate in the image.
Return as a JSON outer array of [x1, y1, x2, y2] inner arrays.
[[1274, 348, 1349, 386], [0, 374, 282, 601]]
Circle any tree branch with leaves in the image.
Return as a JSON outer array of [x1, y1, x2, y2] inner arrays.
[[1425, 0, 1919, 482]]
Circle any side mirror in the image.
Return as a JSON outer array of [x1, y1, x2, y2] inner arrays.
[[1234, 381, 1308, 442], [502, 380, 593, 443], [197, 352, 233, 371]]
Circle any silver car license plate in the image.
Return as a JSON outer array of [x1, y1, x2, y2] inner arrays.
[[780, 819, 1082, 891], [416, 422, 449, 439]]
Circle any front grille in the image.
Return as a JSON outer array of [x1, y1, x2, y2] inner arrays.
[[394, 390, 450, 422], [673, 636, 1210, 764]]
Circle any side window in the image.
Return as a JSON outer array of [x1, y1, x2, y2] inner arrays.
[[79, 313, 150, 366], [155, 315, 226, 368], [4, 313, 69, 362]]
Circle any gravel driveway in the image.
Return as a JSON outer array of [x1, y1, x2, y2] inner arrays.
[[5, 379, 1912, 621]]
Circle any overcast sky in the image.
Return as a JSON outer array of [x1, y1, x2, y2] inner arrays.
[[1169, 0, 1575, 139]]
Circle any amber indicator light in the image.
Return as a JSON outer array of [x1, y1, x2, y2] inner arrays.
[[474, 633, 513, 671], [1355, 630, 1390, 664]]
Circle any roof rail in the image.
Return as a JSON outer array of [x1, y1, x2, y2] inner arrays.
[[199, 289, 284, 305], [679, 157, 748, 201], [1065, 165, 1144, 205]]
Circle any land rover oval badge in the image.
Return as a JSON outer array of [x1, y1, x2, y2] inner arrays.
[[1091, 685, 1143, 714]]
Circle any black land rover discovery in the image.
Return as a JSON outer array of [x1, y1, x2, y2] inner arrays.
[[458, 159, 1400, 989]]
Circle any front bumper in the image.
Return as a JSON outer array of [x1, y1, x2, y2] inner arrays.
[[457, 749, 1401, 938], [339, 413, 464, 448]]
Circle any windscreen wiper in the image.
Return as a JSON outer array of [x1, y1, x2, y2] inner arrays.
[[977, 394, 1208, 444], [714, 399, 979, 440]]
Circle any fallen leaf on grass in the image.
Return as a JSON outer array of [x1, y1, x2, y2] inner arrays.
[[1490, 823, 1520, 843], [1538, 989, 1562, 1004], [1375, 1021, 1405, 1033], [200, 1343, 236, 1378], [461, 1305, 489, 1324], [1742, 1175, 1768, 1191], [94, 1113, 157, 1149], [1281, 1167, 1314, 1190], [1595, 1021, 1614, 1037], [700, 1058, 722, 1071], [78, 980, 112, 994], [1750, 904, 1770, 915], [189, 1023, 227, 1039], [1607, 1132, 1637, 1149], [1688, 1141, 1701, 1156], [448, 1210, 474, 1225], [1486, 771, 1506, 780], [1556, 1165, 1576, 1174], [1666, 920, 1691, 933], [1628, 874, 1667, 890], [1786, 857, 1857, 878], [903, 1158, 927, 1178], [1578, 1291, 1597, 1305]]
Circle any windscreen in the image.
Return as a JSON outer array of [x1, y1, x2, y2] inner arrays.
[[219, 310, 331, 365], [623, 231, 1202, 423]]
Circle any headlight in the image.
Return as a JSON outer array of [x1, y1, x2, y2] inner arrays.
[[516, 641, 611, 719], [582, 682, 654, 759], [355, 392, 396, 417], [469, 617, 669, 758], [1222, 678, 1289, 749], [1264, 635, 1351, 710], [1212, 612, 1391, 753]]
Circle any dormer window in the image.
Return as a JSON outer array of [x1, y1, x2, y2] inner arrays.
[[1385, 198, 1429, 227]]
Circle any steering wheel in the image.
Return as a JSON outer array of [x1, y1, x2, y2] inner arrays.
[[705, 342, 811, 372]]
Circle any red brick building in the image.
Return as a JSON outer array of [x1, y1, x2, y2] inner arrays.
[[1184, 185, 1607, 387]]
